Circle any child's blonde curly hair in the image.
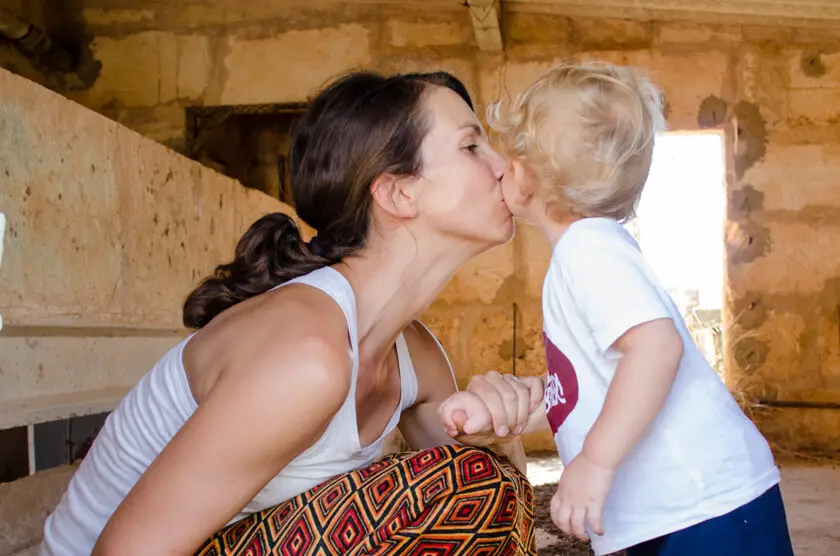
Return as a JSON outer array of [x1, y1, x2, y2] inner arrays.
[[488, 62, 666, 222]]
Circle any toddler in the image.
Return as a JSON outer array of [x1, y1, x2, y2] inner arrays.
[[443, 62, 794, 556]]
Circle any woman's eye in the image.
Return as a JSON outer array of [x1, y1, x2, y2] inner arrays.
[[463, 144, 479, 153]]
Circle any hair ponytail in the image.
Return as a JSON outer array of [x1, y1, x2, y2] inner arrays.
[[183, 213, 325, 328]]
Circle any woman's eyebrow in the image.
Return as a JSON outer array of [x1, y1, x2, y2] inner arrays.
[[459, 123, 484, 136]]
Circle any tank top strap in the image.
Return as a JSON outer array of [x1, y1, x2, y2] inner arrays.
[[395, 332, 419, 411], [283, 266, 359, 359]]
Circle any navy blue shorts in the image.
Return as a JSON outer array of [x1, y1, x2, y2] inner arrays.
[[627, 485, 794, 556]]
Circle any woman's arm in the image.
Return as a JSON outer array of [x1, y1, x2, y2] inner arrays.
[[93, 300, 352, 556], [397, 322, 533, 473], [396, 321, 460, 450]]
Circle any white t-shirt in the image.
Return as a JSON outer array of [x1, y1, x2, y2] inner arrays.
[[542, 217, 779, 556]]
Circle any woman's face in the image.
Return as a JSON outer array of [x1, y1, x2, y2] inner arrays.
[[412, 86, 514, 249]]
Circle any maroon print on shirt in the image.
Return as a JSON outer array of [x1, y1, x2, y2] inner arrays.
[[543, 332, 580, 435]]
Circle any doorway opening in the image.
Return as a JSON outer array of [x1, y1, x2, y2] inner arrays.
[[627, 131, 726, 374]]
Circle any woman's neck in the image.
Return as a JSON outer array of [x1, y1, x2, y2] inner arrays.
[[335, 234, 477, 367]]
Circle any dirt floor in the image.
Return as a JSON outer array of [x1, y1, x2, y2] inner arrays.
[[527, 456, 840, 555]]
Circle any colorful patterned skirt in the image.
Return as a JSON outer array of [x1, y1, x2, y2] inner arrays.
[[195, 444, 536, 555]]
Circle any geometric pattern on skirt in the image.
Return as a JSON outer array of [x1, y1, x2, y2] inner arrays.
[[195, 444, 537, 555]]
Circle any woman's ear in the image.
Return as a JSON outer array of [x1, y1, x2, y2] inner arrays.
[[371, 173, 419, 220]]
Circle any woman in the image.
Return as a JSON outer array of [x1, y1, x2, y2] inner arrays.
[[41, 70, 540, 556]]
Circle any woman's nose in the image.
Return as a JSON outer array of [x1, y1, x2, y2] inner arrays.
[[488, 148, 509, 181]]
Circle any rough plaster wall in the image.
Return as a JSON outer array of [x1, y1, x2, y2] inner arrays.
[[0, 67, 301, 429], [6, 2, 840, 453]]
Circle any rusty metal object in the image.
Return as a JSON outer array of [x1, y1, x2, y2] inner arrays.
[[0, 6, 74, 72]]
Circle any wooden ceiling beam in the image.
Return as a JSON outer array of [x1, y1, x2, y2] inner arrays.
[[504, 0, 840, 28], [468, 0, 504, 52]]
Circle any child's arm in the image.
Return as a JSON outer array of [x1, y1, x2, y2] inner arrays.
[[523, 376, 549, 434], [552, 320, 682, 541], [582, 317, 683, 470]]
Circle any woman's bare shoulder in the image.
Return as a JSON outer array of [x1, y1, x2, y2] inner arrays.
[[187, 282, 353, 402]]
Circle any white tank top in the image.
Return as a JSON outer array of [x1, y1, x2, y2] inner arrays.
[[40, 267, 419, 556]]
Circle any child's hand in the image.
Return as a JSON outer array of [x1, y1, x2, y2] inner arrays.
[[549, 453, 616, 541], [438, 391, 493, 438], [463, 372, 544, 436]]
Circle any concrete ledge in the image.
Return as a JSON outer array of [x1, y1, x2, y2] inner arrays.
[[0, 334, 184, 430], [0, 464, 76, 556], [0, 387, 130, 430]]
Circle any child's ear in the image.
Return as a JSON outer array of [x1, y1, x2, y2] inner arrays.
[[371, 173, 419, 220]]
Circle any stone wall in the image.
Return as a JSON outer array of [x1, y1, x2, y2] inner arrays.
[[0, 67, 299, 430], [3, 0, 840, 453]]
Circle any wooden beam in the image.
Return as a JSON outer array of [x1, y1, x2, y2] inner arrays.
[[468, 0, 503, 53], [505, 0, 840, 29]]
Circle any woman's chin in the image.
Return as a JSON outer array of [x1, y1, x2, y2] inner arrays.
[[494, 215, 516, 246]]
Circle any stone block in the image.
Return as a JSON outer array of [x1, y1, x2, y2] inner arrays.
[[727, 221, 840, 296], [789, 88, 840, 124], [0, 464, 77, 555], [378, 56, 479, 101], [385, 19, 472, 48], [176, 35, 212, 101], [498, 60, 563, 99], [176, 4, 246, 27], [504, 12, 572, 44], [733, 47, 789, 129], [436, 241, 516, 306], [648, 50, 729, 130], [465, 305, 515, 377], [174, 2, 345, 28], [657, 23, 741, 45], [756, 408, 840, 454], [121, 104, 186, 146], [221, 24, 373, 104], [727, 310, 808, 390], [817, 310, 840, 389], [83, 32, 177, 107], [83, 8, 155, 26], [417, 307, 464, 378], [511, 300, 546, 379], [159, 34, 212, 104], [516, 223, 551, 300], [476, 55, 507, 110], [789, 50, 840, 89], [577, 18, 653, 49], [499, 51, 654, 102], [791, 27, 840, 46], [743, 143, 840, 212], [742, 25, 792, 45]]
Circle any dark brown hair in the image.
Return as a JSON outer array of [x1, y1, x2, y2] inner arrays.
[[183, 71, 473, 328]]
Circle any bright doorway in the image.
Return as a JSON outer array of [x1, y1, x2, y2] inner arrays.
[[626, 131, 726, 372]]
